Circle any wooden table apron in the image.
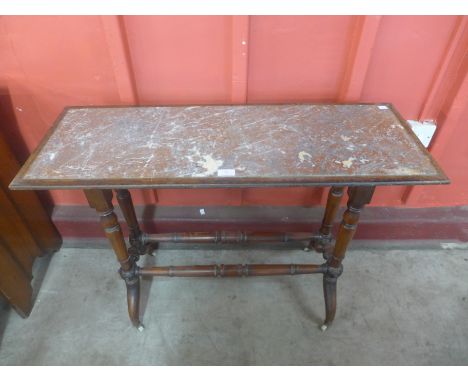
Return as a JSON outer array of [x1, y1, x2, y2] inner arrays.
[[9, 104, 449, 331]]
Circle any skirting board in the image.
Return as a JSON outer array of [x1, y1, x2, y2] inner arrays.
[[52, 205, 468, 246]]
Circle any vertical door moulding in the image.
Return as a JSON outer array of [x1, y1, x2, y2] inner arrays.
[[405, 61, 468, 205], [100, 16, 139, 105], [338, 16, 382, 102], [418, 17, 468, 121], [403, 16, 468, 205]]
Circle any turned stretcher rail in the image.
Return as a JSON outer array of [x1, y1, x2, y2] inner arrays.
[[144, 231, 320, 244], [139, 263, 326, 277]]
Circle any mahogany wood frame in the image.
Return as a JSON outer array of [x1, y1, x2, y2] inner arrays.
[[85, 185, 375, 332]]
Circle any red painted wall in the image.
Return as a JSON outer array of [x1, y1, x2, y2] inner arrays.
[[1, 16, 467, 208]]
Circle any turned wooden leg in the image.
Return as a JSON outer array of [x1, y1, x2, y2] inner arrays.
[[115, 189, 151, 259], [84, 189, 143, 331], [323, 269, 339, 329], [308, 186, 345, 254], [321, 186, 375, 331], [121, 266, 142, 331]]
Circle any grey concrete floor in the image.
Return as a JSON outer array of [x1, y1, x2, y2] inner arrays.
[[0, 243, 467, 365]]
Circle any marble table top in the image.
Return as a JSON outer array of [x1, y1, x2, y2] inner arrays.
[[10, 104, 448, 189]]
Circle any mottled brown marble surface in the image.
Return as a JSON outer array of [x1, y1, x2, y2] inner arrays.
[[11, 104, 448, 189]]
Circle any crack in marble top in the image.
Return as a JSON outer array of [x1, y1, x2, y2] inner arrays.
[[16, 104, 446, 187]]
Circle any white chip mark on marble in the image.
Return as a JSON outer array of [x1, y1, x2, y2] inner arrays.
[[298, 151, 312, 163], [48, 153, 56, 161], [342, 157, 356, 168], [340, 135, 351, 141], [378, 105, 389, 110], [217, 169, 235, 177], [359, 158, 370, 164], [199, 209, 206, 216], [196, 154, 223, 176]]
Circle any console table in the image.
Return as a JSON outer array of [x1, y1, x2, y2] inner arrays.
[[10, 104, 449, 331]]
